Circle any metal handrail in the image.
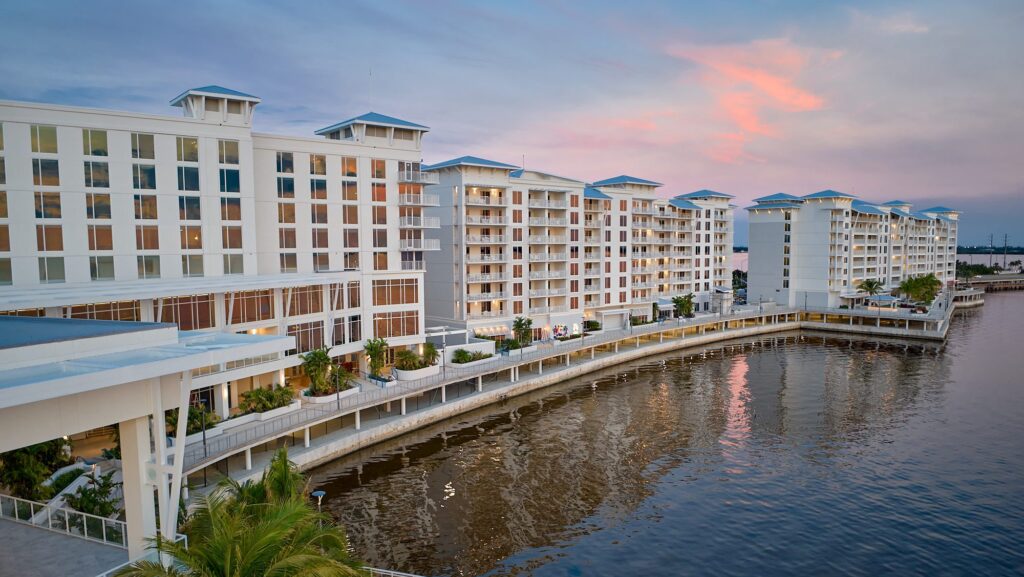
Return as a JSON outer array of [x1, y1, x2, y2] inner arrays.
[[0, 493, 128, 549]]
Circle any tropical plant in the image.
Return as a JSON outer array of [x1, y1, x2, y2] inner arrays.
[[116, 449, 362, 577], [329, 365, 355, 393], [512, 316, 533, 345], [672, 293, 695, 318], [0, 438, 73, 500], [503, 338, 521, 351], [394, 349, 424, 371], [583, 320, 601, 331], [857, 278, 885, 296], [421, 342, 440, 367], [300, 346, 333, 396], [64, 470, 121, 518], [652, 302, 659, 320], [239, 387, 294, 414], [166, 406, 220, 436], [451, 349, 492, 364], [897, 274, 943, 303], [48, 467, 85, 495], [364, 337, 389, 377]]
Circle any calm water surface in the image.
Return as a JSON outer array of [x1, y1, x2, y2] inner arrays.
[[312, 294, 1024, 576]]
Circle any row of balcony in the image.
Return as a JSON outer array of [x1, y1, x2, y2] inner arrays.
[[529, 252, 568, 262], [398, 238, 441, 251], [398, 193, 441, 206], [399, 215, 441, 228]]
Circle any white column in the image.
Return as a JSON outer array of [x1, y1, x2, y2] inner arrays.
[[401, 397, 407, 415], [441, 385, 446, 403], [304, 427, 310, 448], [476, 376, 483, 392], [119, 416, 157, 559], [355, 411, 361, 430], [216, 382, 230, 420], [245, 448, 252, 470]]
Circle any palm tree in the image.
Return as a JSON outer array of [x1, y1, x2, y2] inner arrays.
[[363, 338, 388, 378], [857, 278, 885, 296], [672, 293, 695, 318], [116, 449, 362, 577], [300, 346, 333, 396], [421, 342, 439, 366], [512, 316, 533, 345]]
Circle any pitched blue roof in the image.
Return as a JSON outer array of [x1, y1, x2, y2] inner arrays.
[[852, 200, 886, 216], [669, 199, 702, 211], [890, 208, 913, 218], [170, 85, 260, 106], [803, 189, 855, 200], [936, 214, 956, 223], [592, 175, 663, 187], [920, 206, 957, 213], [753, 193, 802, 203], [881, 200, 911, 206], [745, 202, 804, 210], [910, 211, 936, 221], [423, 155, 519, 171], [314, 112, 428, 135], [583, 186, 611, 200], [676, 189, 735, 200]]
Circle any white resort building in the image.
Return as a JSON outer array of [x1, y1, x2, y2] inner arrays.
[[422, 160, 734, 340], [745, 190, 959, 308], [0, 87, 431, 415]]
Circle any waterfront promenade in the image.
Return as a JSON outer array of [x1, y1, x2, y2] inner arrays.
[[184, 290, 981, 488]]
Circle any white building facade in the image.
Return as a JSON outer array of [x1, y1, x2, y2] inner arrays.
[[745, 191, 959, 308], [0, 87, 431, 416]]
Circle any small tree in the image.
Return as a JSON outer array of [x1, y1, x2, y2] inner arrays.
[[300, 347, 333, 396], [330, 365, 354, 393], [0, 440, 69, 500], [512, 316, 533, 345], [857, 278, 885, 296], [421, 342, 439, 366], [364, 338, 389, 378], [672, 293, 695, 318], [393, 349, 423, 371], [652, 302, 659, 320]]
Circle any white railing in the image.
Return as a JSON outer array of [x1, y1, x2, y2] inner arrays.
[[0, 493, 128, 549], [466, 254, 507, 263], [527, 235, 568, 244], [399, 238, 441, 251], [465, 196, 506, 206], [466, 310, 506, 319], [529, 270, 567, 279], [583, 237, 601, 246], [529, 288, 567, 297], [466, 234, 506, 243], [365, 569, 429, 577], [583, 254, 602, 261], [400, 260, 425, 270], [466, 273, 508, 282], [528, 200, 568, 209], [465, 216, 507, 225], [397, 170, 439, 184], [529, 253, 568, 262], [398, 193, 440, 206], [399, 216, 440, 228], [528, 217, 568, 226], [467, 292, 507, 301]]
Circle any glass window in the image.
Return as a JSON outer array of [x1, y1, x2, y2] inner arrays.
[[228, 101, 242, 114], [373, 252, 388, 271], [135, 225, 160, 250], [280, 253, 297, 273], [311, 178, 327, 200], [220, 197, 241, 220], [181, 254, 204, 277], [279, 228, 296, 249], [366, 126, 388, 138], [32, 159, 60, 186], [341, 156, 357, 177], [222, 226, 243, 249], [0, 192, 7, 218], [180, 225, 203, 249], [227, 290, 275, 324], [0, 124, 4, 151], [0, 225, 9, 252], [394, 128, 415, 141], [289, 285, 323, 316], [90, 256, 115, 281], [38, 257, 65, 283], [178, 196, 201, 220], [134, 194, 158, 219], [177, 137, 199, 162], [373, 229, 388, 248], [287, 321, 323, 354], [343, 205, 358, 224], [177, 166, 199, 191], [372, 159, 386, 179], [342, 181, 357, 201], [313, 253, 330, 272], [276, 152, 293, 173], [0, 158, 5, 185], [87, 225, 113, 250], [277, 177, 294, 198], [34, 191, 61, 218], [0, 258, 10, 285], [83, 161, 110, 188], [205, 99, 220, 112], [220, 168, 240, 192], [158, 294, 215, 329], [312, 228, 329, 249], [132, 133, 155, 159], [278, 203, 295, 223], [310, 154, 326, 175], [372, 310, 419, 338], [372, 279, 419, 306], [133, 164, 156, 189], [223, 254, 244, 275], [82, 129, 108, 156], [372, 183, 386, 202], [31, 125, 58, 153], [137, 255, 161, 279], [372, 206, 387, 225], [219, 140, 239, 164], [311, 204, 328, 224]]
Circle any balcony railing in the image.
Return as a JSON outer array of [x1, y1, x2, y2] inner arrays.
[[583, 253, 602, 261], [398, 193, 440, 206], [398, 170, 440, 184], [529, 253, 567, 262], [528, 217, 568, 226], [466, 273, 508, 282], [399, 238, 441, 251], [0, 493, 128, 549], [466, 291, 507, 301], [465, 196, 506, 206], [529, 270, 567, 280], [583, 237, 602, 246], [528, 235, 568, 244], [400, 260, 425, 270], [466, 234, 507, 244], [399, 216, 441, 228], [465, 216, 507, 225], [528, 199, 568, 209], [529, 288, 568, 297], [466, 254, 507, 263], [466, 310, 507, 319]]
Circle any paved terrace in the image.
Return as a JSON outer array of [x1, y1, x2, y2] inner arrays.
[[179, 298, 966, 487]]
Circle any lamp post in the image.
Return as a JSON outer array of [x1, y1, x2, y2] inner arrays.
[[311, 490, 326, 529]]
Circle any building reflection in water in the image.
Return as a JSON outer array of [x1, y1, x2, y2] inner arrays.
[[309, 332, 949, 577]]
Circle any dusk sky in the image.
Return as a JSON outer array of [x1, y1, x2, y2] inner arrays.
[[2, 0, 1021, 245]]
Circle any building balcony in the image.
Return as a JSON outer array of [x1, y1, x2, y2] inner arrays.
[[467, 310, 507, 319], [529, 270, 567, 280], [529, 288, 568, 297], [633, 206, 654, 215], [465, 195, 507, 206], [466, 254, 508, 264], [398, 193, 441, 206], [583, 253, 602, 261], [528, 217, 568, 226], [529, 252, 567, 262], [401, 260, 425, 270], [528, 199, 568, 209], [400, 238, 441, 251], [583, 237, 602, 246], [398, 170, 440, 184], [583, 284, 601, 293], [465, 216, 507, 225], [466, 291, 507, 302], [466, 273, 508, 282], [466, 234, 507, 244], [399, 216, 441, 228], [528, 235, 568, 244], [528, 305, 569, 315]]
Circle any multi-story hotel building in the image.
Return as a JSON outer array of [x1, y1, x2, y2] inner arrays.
[[422, 158, 734, 339], [0, 86, 431, 417], [745, 191, 959, 308]]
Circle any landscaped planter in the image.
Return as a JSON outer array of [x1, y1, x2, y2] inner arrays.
[[553, 336, 584, 347], [505, 345, 537, 356], [303, 387, 360, 404], [183, 400, 301, 444], [392, 364, 441, 381], [449, 355, 500, 370]]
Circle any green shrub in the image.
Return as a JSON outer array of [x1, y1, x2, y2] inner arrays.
[[239, 387, 294, 414], [166, 406, 220, 436], [584, 320, 601, 331], [504, 338, 522, 350], [49, 467, 85, 495], [556, 334, 582, 341], [451, 348, 493, 364], [394, 349, 425, 371]]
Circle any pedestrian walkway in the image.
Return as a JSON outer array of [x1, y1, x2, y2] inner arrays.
[[0, 519, 126, 577]]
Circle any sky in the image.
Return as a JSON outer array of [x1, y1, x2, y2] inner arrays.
[[1, 0, 1021, 246]]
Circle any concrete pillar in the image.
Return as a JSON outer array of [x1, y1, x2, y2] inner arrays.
[[303, 427, 310, 448], [565, 354, 569, 366], [477, 376, 483, 392], [245, 448, 252, 470], [355, 411, 361, 430], [614, 342, 619, 353], [538, 361, 543, 375], [274, 369, 285, 388], [636, 337, 640, 348], [119, 416, 157, 559], [591, 348, 595, 359], [660, 332, 664, 343], [216, 382, 230, 420], [441, 385, 446, 403], [401, 397, 407, 415]]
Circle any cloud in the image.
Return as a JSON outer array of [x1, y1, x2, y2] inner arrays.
[[851, 9, 930, 35], [666, 38, 830, 163]]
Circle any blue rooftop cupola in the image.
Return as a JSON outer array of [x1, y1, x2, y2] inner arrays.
[[170, 85, 260, 125], [315, 112, 429, 146], [675, 189, 735, 200], [592, 175, 663, 188], [423, 156, 519, 171]]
